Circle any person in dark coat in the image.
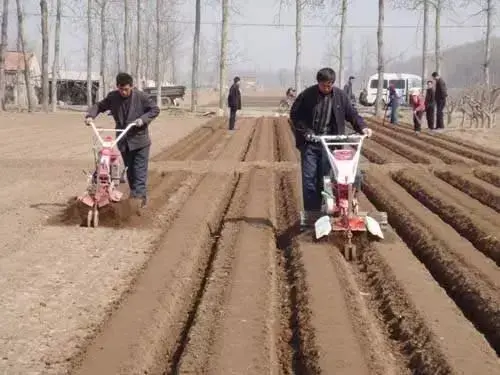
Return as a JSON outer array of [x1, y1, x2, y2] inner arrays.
[[227, 76, 241, 130], [290, 67, 372, 225], [432, 71, 447, 130], [85, 72, 160, 213], [343, 75, 356, 106], [424, 80, 435, 130], [387, 84, 400, 124]]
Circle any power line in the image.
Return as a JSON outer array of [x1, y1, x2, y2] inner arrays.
[[21, 12, 490, 28]]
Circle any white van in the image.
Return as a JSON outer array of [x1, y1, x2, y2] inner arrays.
[[365, 73, 422, 106]]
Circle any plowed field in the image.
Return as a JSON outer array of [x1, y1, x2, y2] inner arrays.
[[1, 112, 500, 375]]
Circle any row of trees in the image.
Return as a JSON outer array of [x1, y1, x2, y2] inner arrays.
[[0, 0, 496, 116], [0, 0, 185, 113]]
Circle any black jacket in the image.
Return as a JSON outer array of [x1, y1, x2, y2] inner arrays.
[[425, 87, 435, 108], [87, 88, 160, 151], [343, 81, 355, 101], [290, 85, 367, 148], [227, 83, 241, 110], [435, 78, 448, 102]]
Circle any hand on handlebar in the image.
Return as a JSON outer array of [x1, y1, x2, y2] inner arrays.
[[84, 117, 93, 126], [362, 128, 373, 138], [305, 132, 317, 142], [135, 118, 144, 127]]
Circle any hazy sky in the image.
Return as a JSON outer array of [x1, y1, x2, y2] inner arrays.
[[13, 0, 498, 78]]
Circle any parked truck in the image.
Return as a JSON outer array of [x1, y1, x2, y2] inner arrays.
[[142, 85, 186, 107]]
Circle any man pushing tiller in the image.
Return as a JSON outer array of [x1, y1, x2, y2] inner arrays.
[[289, 67, 372, 227], [85, 72, 160, 214]]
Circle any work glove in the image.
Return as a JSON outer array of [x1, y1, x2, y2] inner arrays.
[[362, 128, 373, 138], [135, 118, 144, 127], [305, 131, 316, 142], [84, 117, 93, 126]]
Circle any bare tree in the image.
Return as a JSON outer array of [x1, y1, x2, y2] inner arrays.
[[135, 0, 141, 89], [434, 0, 442, 74], [40, 0, 49, 112], [124, 0, 129, 72], [218, 0, 229, 113], [375, 0, 384, 116], [338, 0, 347, 87], [0, 0, 8, 111], [422, 0, 429, 91], [51, 0, 61, 111], [483, 0, 494, 86], [15, 0, 33, 111], [87, 0, 93, 107], [295, 0, 303, 93], [191, 0, 201, 112], [155, 0, 162, 106], [97, 0, 107, 98], [392, 0, 430, 90]]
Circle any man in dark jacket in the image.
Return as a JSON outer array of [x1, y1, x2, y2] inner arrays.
[[432, 71, 447, 130], [290, 67, 372, 224], [85, 72, 160, 213], [343, 75, 356, 107], [424, 80, 435, 130], [227, 76, 242, 130], [387, 84, 400, 124]]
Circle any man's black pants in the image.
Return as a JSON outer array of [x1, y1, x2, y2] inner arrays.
[[229, 107, 237, 130], [426, 105, 435, 129], [120, 144, 150, 200], [436, 99, 446, 129], [413, 111, 423, 132], [300, 142, 362, 212]]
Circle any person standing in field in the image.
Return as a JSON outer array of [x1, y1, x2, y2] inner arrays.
[[227, 76, 242, 130], [432, 71, 447, 130], [343, 75, 356, 107], [387, 84, 400, 125], [424, 80, 435, 130]]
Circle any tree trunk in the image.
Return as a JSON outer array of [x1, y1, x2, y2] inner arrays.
[[124, 0, 129, 73], [434, 0, 441, 75], [87, 0, 93, 107], [100, 1, 107, 99], [422, 0, 428, 92], [145, 21, 151, 81], [155, 0, 161, 107], [338, 0, 347, 88], [15, 26, 20, 107], [484, 0, 493, 87], [135, 0, 141, 89], [375, 0, 384, 116], [40, 0, 49, 112], [51, 0, 61, 112], [0, 0, 9, 111], [16, 0, 33, 111], [295, 0, 303, 93], [191, 0, 201, 112], [218, 0, 229, 113]]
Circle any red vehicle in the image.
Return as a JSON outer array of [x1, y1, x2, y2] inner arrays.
[[78, 120, 138, 227], [310, 134, 387, 260]]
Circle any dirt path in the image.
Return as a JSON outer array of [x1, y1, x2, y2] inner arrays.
[[2, 112, 500, 375], [393, 168, 500, 264], [362, 138, 411, 164], [0, 113, 208, 374], [434, 169, 500, 213], [363, 171, 500, 355]]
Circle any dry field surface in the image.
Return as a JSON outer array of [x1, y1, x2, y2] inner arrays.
[[1, 103, 500, 375]]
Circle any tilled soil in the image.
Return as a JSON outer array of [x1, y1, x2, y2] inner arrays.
[[2, 112, 500, 374]]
